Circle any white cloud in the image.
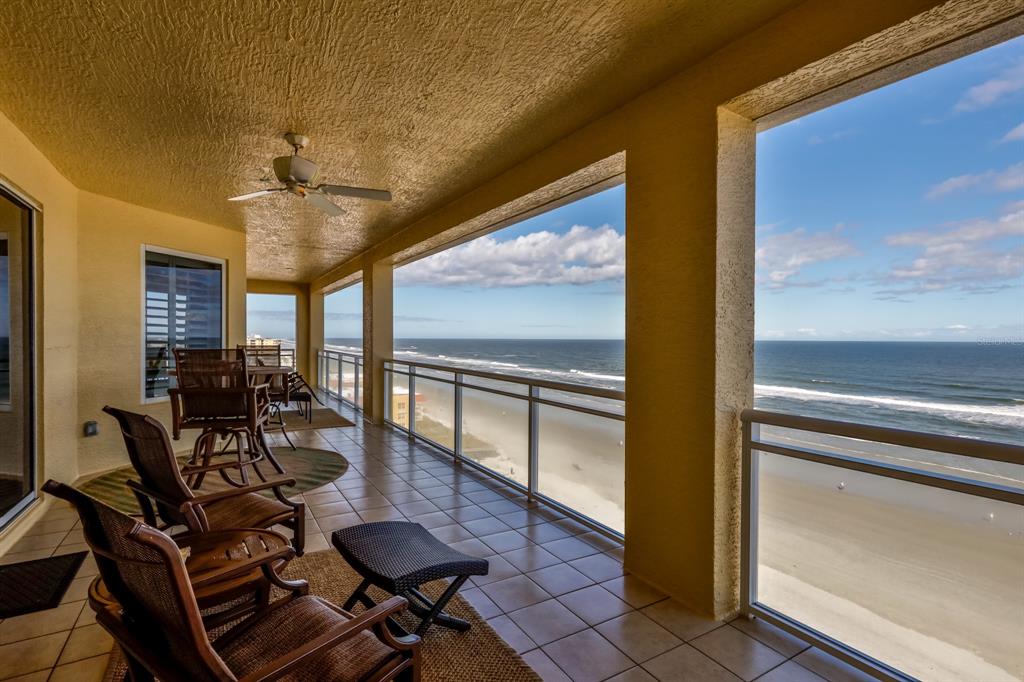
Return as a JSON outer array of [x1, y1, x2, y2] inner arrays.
[[796, 327, 818, 336], [945, 324, 970, 331], [878, 207, 1024, 296], [954, 61, 1024, 112], [395, 225, 624, 288], [925, 162, 1024, 199], [755, 225, 859, 288], [1000, 122, 1024, 142]]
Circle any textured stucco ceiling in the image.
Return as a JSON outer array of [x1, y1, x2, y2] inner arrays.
[[0, 0, 799, 282]]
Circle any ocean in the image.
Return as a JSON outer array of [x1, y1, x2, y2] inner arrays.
[[325, 338, 1023, 445]]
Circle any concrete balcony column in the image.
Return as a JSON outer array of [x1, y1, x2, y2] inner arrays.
[[362, 261, 393, 424], [309, 288, 324, 387]]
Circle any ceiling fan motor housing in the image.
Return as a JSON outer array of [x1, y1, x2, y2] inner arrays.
[[273, 154, 320, 185]]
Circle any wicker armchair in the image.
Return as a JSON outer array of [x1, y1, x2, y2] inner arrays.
[[43, 480, 307, 629], [103, 405, 306, 556], [171, 348, 284, 485], [42, 481, 420, 682]]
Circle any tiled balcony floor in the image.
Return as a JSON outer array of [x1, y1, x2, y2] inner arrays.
[[0, 399, 873, 682]]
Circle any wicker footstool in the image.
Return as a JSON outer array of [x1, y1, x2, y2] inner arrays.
[[331, 521, 489, 636]]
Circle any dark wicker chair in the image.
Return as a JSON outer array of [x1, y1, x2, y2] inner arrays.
[[103, 405, 306, 556], [43, 480, 308, 629], [171, 348, 284, 485], [42, 481, 420, 682]]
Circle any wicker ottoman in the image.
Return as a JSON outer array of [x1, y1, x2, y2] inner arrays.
[[331, 521, 490, 636]]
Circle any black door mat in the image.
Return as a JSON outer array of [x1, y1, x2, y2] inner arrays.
[[0, 551, 88, 617]]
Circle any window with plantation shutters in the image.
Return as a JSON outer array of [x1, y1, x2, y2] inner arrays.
[[143, 249, 223, 399]]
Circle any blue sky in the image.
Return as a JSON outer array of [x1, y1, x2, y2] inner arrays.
[[755, 35, 1023, 342], [258, 35, 1023, 344]]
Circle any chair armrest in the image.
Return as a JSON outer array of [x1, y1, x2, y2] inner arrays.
[[182, 478, 297, 508], [239, 596, 415, 682], [187, 546, 296, 589]]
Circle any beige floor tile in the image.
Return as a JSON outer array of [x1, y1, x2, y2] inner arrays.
[[642, 644, 740, 682], [729, 618, 809, 658], [315, 511, 364, 531], [542, 629, 633, 682], [526, 563, 594, 597], [540, 536, 602, 562], [641, 599, 722, 641], [0, 549, 53, 565], [309, 500, 354, 517], [502, 544, 561, 572], [756, 660, 827, 682], [690, 624, 786, 681], [23, 517, 75, 536], [1, 672, 49, 682], [57, 624, 114, 665], [9, 532, 66, 553], [479, 575, 550, 612], [595, 612, 683, 663], [60, 576, 93, 604], [49, 653, 110, 682], [607, 668, 657, 682], [557, 585, 633, 626], [459, 587, 503, 619], [0, 632, 69, 679], [792, 648, 878, 682], [302, 533, 331, 553], [600, 576, 666, 609], [521, 649, 572, 682], [507, 599, 587, 646], [486, 614, 536, 654], [568, 552, 624, 582], [0, 602, 84, 644]]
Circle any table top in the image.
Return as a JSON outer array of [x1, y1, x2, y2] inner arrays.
[[249, 365, 294, 375]]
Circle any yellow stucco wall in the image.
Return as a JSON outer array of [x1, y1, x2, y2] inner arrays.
[[0, 111, 80, 549], [76, 191, 246, 475]]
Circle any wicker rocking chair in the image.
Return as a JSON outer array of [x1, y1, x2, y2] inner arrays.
[[43, 481, 420, 682], [103, 405, 306, 556]]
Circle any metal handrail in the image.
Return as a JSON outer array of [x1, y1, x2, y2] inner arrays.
[[386, 357, 626, 402], [742, 408, 1024, 465], [740, 407, 1023, 682], [382, 357, 625, 539], [318, 349, 364, 408]]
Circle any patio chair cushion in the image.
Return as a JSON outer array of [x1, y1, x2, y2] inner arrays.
[[203, 493, 295, 531], [218, 595, 396, 682]]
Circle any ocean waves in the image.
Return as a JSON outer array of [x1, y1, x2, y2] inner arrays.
[[755, 384, 1024, 428]]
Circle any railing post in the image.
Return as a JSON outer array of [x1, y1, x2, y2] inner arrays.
[[454, 372, 463, 465], [407, 366, 416, 439], [527, 385, 540, 505], [356, 357, 361, 408], [741, 419, 759, 616]]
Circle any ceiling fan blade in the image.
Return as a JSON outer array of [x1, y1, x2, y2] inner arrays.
[[318, 184, 392, 202], [228, 188, 285, 202], [305, 192, 346, 217]]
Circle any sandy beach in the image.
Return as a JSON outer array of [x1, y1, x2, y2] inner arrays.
[[757, 461, 1024, 681]]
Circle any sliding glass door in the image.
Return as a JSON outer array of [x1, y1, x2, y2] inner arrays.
[[0, 187, 35, 528]]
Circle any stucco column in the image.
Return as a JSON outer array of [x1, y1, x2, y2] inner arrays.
[[309, 289, 324, 388], [362, 261, 393, 424]]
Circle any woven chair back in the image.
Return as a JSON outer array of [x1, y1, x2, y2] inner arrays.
[[43, 481, 232, 681], [102, 406, 194, 526]]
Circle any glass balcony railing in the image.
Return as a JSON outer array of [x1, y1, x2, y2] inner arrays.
[[384, 359, 625, 535], [741, 409, 1024, 682], [318, 349, 363, 408]]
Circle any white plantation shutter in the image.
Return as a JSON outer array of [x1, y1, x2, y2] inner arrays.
[[144, 250, 223, 398]]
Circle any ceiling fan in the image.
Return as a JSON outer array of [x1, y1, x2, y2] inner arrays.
[[228, 133, 391, 217]]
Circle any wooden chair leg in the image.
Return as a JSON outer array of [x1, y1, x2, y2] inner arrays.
[[257, 427, 287, 474]]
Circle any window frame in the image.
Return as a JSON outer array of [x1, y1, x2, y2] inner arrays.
[[140, 244, 227, 404], [0, 178, 38, 531]]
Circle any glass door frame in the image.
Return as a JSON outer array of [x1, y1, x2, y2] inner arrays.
[[0, 179, 37, 531]]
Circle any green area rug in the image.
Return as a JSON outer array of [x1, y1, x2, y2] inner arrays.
[[77, 447, 348, 515]]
